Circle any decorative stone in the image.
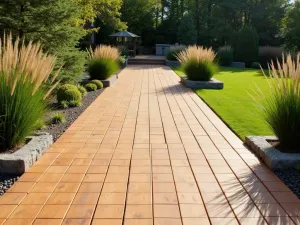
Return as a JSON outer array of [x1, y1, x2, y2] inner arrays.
[[180, 76, 224, 89], [166, 60, 180, 67], [245, 136, 300, 170], [0, 132, 53, 175]]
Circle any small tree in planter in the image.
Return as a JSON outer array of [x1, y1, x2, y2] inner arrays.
[[0, 34, 60, 150], [176, 45, 218, 81], [87, 45, 120, 80], [258, 54, 300, 153]]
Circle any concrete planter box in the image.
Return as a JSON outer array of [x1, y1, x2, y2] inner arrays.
[[0, 132, 53, 175], [231, 62, 246, 68], [180, 76, 224, 89], [166, 60, 180, 67], [100, 74, 117, 87], [245, 136, 300, 170]]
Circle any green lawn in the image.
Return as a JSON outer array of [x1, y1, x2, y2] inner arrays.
[[173, 67, 273, 140]]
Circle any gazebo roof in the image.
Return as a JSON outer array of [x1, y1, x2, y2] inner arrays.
[[109, 31, 140, 38]]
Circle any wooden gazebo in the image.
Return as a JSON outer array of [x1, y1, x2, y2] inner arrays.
[[110, 31, 140, 57]]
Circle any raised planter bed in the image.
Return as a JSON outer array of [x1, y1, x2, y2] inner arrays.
[[180, 76, 224, 89], [231, 62, 246, 68], [245, 136, 300, 169], [166, 60, 180, 67], [0, 132, 53, 175]]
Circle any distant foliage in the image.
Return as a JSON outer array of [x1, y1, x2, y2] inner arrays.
[[234, 26, 259, 67], [257, 54, 300, 152], [259, 46, 284, 69], [176, 45, 218, 81], [217, 46, 233, 66], [177, 14, 197, 45], [251, 62, 261, 69]]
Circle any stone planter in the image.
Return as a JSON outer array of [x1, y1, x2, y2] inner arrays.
[[231, 62, 246, 68], [166, 60, 180, 67], [0, 132, 53, 175], [245, 136, 300, 170], [100, 74, 117, 87], [180, 76, 224, 89]]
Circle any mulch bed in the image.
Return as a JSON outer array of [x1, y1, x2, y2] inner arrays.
[[40, 89, 104, 142], [274, 168, 300, 198], [0, 88, 104, 196]]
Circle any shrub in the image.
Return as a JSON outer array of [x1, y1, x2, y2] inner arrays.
[[251, 62, 261, 69], [217, 46, 233, 66], [259, 46, 284, 69], [60, 100, 69, 109], [234, 26, 259, 67], [51, 112, 66, 124], [35, 120, 46, 130], [88, 58, 119, 80], [57, 84, 78, 97], [77, 85, 87, 96], [69, 100, 82, 107], [166, 45, 186, 61], [118, 46, 128, 56], [182, 60, 218, 81], [0, 34, 60, 150], [57, 88, 82, 103], [118, 56, 127, 67], [90, 80, 104, 89], [85, 83, 98, 92], [176, 45, 218, 81], [258, 53, 300, 152]]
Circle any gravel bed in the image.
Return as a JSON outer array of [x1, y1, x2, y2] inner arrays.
[[0, 89, 104, 196], [274, 168, 300, 198]]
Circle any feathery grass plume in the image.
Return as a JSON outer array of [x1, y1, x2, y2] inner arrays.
[[166, 45, 186, 61], [176, 45, 216, 64], [258, 53, 300, 152], [0, 33, 60, 150], [88, 45, 120, 60]]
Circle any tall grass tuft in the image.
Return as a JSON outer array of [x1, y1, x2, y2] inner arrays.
[[0, 34, 59, 150], [87, 45, 120, 80], [176, 45, 217, 81], [259, 53, 300, 152], [88, 45, 120, 60]]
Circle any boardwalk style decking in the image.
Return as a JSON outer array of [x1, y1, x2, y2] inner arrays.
[[0, 65, 299, 225]]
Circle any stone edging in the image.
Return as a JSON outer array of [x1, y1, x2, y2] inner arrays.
[[0, 132, 53, 175], [245, 136, 300, 169], [180, 76, 224, 89]]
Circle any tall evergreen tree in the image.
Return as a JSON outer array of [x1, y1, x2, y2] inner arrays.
[[0, 0, 86, 82], [177, 14, 197, 45]]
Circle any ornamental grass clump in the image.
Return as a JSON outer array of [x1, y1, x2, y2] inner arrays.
[[259, 53, 300, 152], [166, 45, 186, 61], [87, 45, 120, 80], [0, 34, 60, 150], [176, 45, 218, 81]]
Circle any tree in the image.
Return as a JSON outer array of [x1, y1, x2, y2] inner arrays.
[[177, 14, 197, 45], [0, 0, 86, 82], [234, 26, 259, 66], [282, 1, 300, 51], [73, 0, 127, 33]]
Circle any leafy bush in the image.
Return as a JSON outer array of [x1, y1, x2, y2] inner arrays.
[[85, 83, 98, 92], [51, 112, 66, 124], [118, 56, 127, 67], [90, 80, 103, 89], [69, 100, 82, 107], [88, 58, 119, 80], [57, 84, 78, 97], [60, 100, 69, 109], [217, 46, 233, 66], [57, 88, 82, 103], [251, 62, 261, 69], [0, 34, 60, 150], [182, 60, 218, 81], [258, 54, 300, 152], [234, 26, 259, 67], [77, 85, 87, 96], [166, 45, 186, 61], [176, 45, 218, 81], [259, 46, 284, 69], [118, 46, 128, 56]]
